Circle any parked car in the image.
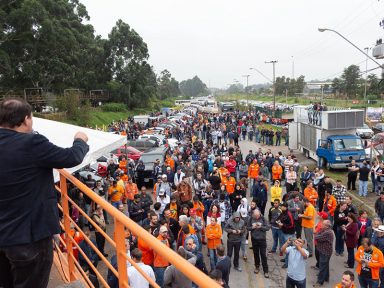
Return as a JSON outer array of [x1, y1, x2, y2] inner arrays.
[[127, 139, 158, 152], [110, 145, 143, 161], [138, 134, 166, 146], [372, 123, 384, 134], [356, 124, 374, 139], [136, 146, 169, 184]]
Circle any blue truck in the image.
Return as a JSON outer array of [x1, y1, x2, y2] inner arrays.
[[289, 107, 366, 169]]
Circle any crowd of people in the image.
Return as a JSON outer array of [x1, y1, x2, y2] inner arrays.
[[67, 108, 384, 288]]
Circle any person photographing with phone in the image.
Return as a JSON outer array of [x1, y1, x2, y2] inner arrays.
[[281, 237, 309, 288]]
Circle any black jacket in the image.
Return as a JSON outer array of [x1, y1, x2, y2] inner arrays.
[[129, 201, 143, 223], [0, 129, 89, 246]]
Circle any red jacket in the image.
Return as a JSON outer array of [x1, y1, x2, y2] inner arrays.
[[225, 159, 237, 173]]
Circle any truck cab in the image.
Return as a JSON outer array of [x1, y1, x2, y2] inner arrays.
[[317, 135, 365, 169]]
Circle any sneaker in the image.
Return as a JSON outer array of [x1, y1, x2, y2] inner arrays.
[[264, 273, 269, 278], [313, 283, 323, 287], [254, 267, 260, 274], [268, 250, 276, 254], [339, 252, 344, 256], [280, 259, 285, 263], [234, 267, 242, 272], [282, 264, 288, 269], [243, 256, 248, 261], [311, 265, 319, 270], [279, 251, 283, 256], [335, 252, 340, 256]]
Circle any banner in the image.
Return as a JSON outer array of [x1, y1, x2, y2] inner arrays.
[[366, 107, 384, 121]]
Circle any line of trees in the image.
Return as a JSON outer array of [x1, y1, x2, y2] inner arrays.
[[0, 0, 183, 109], [332, 65, 381, 99]]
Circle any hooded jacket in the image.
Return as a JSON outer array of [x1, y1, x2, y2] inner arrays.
[[224, 212, 246, 242], [237, 198, 250, 219]]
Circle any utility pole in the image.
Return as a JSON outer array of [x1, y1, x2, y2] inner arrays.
[[291, 56, 295, 79], [364, 47, 371, 103], [265, 60, 278, 116], [242, 74, 250, 109]]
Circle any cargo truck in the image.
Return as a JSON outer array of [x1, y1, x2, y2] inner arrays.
[[289, 106, 366, 169]]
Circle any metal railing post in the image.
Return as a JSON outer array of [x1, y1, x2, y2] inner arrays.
[[115, 219, 129, 288], [60, 173, 76, 282]]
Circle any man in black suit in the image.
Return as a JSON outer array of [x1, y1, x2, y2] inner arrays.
[[0, 98, 89, 288]]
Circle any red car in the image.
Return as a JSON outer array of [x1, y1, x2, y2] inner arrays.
[[111, 146, 143, 161]]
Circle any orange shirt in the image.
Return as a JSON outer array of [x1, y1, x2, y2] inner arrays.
[[125, 182, 138, 201], [165, 158, 175, 171], [169, 202, 179, 220], [304, 187, 318, 206], [138, 238, 154, 265], [248, 163, 260, 179], [193, 201, 205, 219], [108, 185, 124, 202], [222, 177, 236, 194], [119, 160, 127, 174], [217, 167, 229, 181], [153, 235, 170, 267], [301, 204, 315, 228], [323, 195, 337, 216], [272, 165, 283, 180], [206, 223, 222, 249], [334, 283, 356, 288]]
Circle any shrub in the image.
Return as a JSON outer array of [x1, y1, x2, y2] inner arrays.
[[101, 103, 127, 112]]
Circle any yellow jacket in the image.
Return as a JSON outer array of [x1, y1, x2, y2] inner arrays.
[[271, 185, 282, 202]]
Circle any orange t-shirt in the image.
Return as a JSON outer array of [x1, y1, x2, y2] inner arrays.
[[125, 182, 138, 201], [138, 238, 154, 265], [154, 235, 170, 267], [108, 185, 124, 202], [301, 204, 315, 228], [304, 187, 318, 206]]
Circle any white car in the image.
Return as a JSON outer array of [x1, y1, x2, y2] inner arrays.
[[356, 124, 374, 139]]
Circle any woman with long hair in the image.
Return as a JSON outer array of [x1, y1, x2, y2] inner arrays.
[[343, 213, 359, 268], [285, 166, 297, 193]]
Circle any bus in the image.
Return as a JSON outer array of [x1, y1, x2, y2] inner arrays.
[[175, 99, 191, 106]]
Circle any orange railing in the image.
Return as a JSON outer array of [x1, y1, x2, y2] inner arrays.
[[55, 168, 220, 288]]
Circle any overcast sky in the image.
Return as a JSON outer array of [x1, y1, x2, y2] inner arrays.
[[80, 0, 384, 88]]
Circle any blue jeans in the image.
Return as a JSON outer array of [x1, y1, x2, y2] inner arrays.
[[359, 180, 368, 196], [154, 267, 166, 287], [335, 226, 345, 254], [286, 276, 306, 288], [111, 201, 122, 210], [271, 227, 283, 252], [209, 248, 218, 271], [358, 275, 379, 288]]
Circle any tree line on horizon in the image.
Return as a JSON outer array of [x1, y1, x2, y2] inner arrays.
[[0, 0, 208, 109]]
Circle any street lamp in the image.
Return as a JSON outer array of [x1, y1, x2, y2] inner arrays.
[[318, 28, 383, 68], [265, 60, 278, 116], [242, 74, 250, 108]]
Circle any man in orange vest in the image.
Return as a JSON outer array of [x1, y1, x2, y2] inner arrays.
[[222, 173, 236, 195], [271, 161, 283, 183], [304, 181, 318, 207], [248, 159, 260, 191], [125, 177, 138, 202]]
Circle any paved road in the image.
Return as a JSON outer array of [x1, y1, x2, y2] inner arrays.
[[225, 139, 354, 288]]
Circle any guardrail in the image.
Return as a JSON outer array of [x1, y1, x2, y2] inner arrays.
[[56, 168, 220, 288]]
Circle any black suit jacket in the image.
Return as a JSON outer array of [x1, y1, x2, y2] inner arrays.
[[0, 128, 89, 247]]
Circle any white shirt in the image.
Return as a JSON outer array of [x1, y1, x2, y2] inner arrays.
[[127, 262, 156, 288]]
